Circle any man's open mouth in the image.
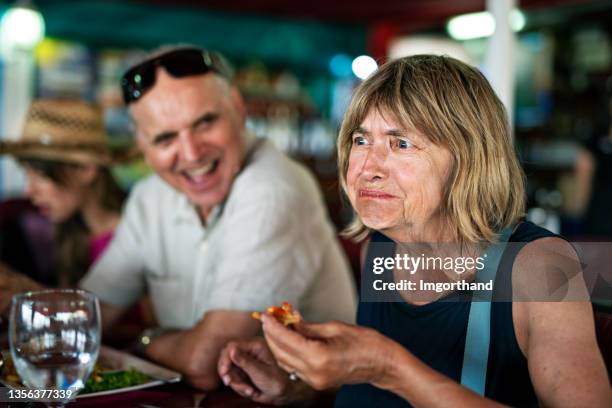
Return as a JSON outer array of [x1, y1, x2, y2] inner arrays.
[[181, 159, 220, 183]]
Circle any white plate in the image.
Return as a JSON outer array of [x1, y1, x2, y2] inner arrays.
[[1, 345, 182, 399]]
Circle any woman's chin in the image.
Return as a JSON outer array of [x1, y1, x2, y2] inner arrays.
[[359, 216, 398, 232]]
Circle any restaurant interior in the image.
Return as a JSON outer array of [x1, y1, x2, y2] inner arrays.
[[0, 0, 610, 406]]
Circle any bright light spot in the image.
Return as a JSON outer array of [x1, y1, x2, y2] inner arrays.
[[0, 5, 45, 49], [509, 9, 526, 31], [446, 9, 526, 41], [447, 12, 495, 41], [352, 55, 378, 80], [78, 353, 91, 365]]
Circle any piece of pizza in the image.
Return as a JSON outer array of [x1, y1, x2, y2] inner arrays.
[[252, 301, 302, 326]]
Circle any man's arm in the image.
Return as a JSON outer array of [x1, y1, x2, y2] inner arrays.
[[100, 302, 130, 332], [145, 309, 260, 390]]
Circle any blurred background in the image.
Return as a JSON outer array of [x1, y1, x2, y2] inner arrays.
[[0, 0, 611, 240]]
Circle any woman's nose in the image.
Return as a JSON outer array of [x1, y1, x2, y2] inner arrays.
[[361, 145, 388, 180]]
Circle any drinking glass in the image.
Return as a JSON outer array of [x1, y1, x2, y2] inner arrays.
[[9, 289, 101, 407]]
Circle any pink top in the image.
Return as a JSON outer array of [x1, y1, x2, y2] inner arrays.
[[89, 230, 114, 266]]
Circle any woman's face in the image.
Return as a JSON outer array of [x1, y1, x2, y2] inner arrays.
[[23, 166, 89, 223], [346, 108, 453, 241]]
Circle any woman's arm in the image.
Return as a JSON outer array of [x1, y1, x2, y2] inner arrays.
[[261, 315, 507, 407], [523, 301, 610, 407], [373, 340, 506, 408], [513, 238, 611, 407]]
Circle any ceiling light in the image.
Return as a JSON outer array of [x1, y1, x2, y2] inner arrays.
[[352, 55, 378, 80]]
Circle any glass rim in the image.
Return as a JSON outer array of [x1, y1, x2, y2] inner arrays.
[[12, 288, 98, 303]]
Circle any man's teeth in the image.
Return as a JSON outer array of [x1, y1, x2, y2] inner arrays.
[[185, 161, 217, 177]]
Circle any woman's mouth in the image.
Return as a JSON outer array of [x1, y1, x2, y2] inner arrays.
[[358, 189, 396, 199]]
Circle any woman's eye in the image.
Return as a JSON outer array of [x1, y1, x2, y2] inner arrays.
[[352, 135, 368, 146], [392, 138, 412, 149]]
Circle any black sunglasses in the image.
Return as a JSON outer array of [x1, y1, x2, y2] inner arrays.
[[120, 48, 232, 104]]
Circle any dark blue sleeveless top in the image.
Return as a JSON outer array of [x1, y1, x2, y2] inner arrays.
[[335, 221, 555, 408]]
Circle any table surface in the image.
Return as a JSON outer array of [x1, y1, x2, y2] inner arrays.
[[70, 382, 260, 408], [7, 381, 337, 408], [0, 330, 335, 407]]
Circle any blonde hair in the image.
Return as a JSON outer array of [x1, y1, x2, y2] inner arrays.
[[338, 55, 525, 243]]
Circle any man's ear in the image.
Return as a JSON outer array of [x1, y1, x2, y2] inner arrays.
[[129, 117, 146, 152], [135, 132, 153, 167], [229, 86, 247, 126], [136, 131, 147, 152]]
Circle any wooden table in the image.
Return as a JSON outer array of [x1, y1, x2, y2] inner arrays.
[[2, 381, 335, 407], [70, 382, 259, 408]]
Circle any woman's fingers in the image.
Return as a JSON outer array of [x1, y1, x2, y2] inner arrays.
[[230, 348, 269, 379], [262, 324, 316, 378], [236, 336, 267, 354], [261, 314, 310, 353], [238, 336, 276, 364], [293, 320, 344, 339], [228, 379, 256, 398], [217, 343, 234, 378], [224, 363, 259, 400], [264, 332, 305, 373]]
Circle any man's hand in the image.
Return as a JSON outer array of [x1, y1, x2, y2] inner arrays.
[[0, 262, 43, 313], [145, 310, 260, 391], [218, 337, 314, 405]]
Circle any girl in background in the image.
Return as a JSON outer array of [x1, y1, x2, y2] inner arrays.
[[0, 99, 128, 287], [0, 99, 153, 340]]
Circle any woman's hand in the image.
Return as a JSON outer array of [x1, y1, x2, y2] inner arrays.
[[217, 336, 314, 406], [261, 314, 396, 390]]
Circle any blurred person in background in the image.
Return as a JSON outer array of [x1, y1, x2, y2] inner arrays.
[[573, 79, 612, 239], [0, 99, 127, 296], [0, 99, 153, 342], [76, 46, 356, 390], [220, 55, 611, 407]]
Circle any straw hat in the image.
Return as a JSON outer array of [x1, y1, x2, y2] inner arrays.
[[0, 99, 136, 165]]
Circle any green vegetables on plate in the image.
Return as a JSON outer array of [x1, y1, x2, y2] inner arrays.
[[83, 367, 150, 393]]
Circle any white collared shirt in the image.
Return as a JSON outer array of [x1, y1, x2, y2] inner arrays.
[[80, 140, 357, 329]]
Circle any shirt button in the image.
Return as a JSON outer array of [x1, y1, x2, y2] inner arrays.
[[200, 241, 208, 252]]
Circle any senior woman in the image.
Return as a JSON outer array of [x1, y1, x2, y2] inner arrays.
[[218, 55, 611, 407]]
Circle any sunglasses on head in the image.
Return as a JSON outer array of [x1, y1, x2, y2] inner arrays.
[[120, 48, 231, 105]]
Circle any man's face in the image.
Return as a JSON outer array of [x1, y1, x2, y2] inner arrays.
[[130, 69, 246, 217]]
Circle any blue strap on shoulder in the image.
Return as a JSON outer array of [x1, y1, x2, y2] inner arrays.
[[460, 227, 513, 395]]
